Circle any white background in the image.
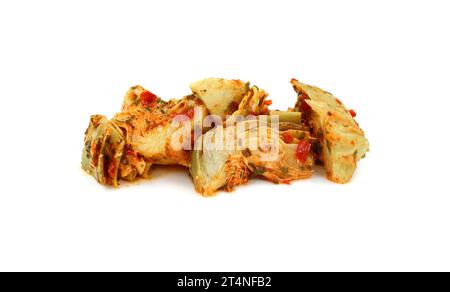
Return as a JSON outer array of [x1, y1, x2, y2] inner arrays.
[[0, 0, 449, 272]]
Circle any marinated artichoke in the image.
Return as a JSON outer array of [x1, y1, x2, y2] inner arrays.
[[82, 87, 205, 187], [291, 79, 369, 183], [189, 113, 314, 196], [81, 77, 369, 194]]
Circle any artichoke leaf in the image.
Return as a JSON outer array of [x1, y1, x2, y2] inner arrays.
[[190, 78, 249, 119]]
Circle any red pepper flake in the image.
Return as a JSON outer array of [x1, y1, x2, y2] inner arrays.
[[282, 132, 294, 143], [296, 140, 311, 164], [140, 90, 158, 107], [263, 100, 272, 106], [349, 109, 357, 117]]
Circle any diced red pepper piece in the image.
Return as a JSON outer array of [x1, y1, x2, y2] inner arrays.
[[296, 140, 311, 164], [140, 90, 158, 107], [282, 132, 294, 143], [299, 100, 312, 113], [260, 107, 269, 115], [107, 160, 117, 179], [280, 179, 292, 185], [299, 100, 312, 125]]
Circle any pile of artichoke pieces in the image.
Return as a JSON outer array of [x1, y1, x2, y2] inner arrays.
[[82, 78, 369, 195]]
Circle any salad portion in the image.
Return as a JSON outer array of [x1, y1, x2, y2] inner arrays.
[[82, 78, 369, 195]]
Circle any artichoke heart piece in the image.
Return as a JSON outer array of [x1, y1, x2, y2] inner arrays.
[[189, 117, 314, 196], [291, 79, 369, 184], [115, 94, 206, 167], [82, 86, 208, 186]]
